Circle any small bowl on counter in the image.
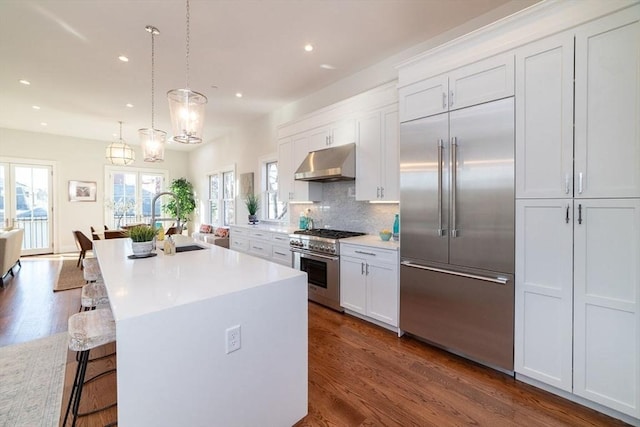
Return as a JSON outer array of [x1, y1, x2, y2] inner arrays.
[[379, 231, 392, 241]]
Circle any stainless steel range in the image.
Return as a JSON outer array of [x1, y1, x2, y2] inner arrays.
[[290, 229, 365, 311]]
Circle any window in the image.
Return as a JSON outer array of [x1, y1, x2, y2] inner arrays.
[[265, 160, 285, 220], [208, 167, 235, 226], [105, 167, 166, 228]]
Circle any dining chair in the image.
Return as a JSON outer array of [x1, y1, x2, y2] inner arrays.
[[73, 231, 93, 268], [90, 226, 101, 240]]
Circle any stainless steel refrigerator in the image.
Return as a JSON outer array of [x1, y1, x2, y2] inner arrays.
[[399, 97, 515, 372]]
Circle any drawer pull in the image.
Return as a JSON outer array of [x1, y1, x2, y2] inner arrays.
[[274, 251, 288, 256], [354, 250, 376, 256]]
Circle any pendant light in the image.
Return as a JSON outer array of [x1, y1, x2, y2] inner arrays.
[[106, 121, 135, 165], [167, 0, 207, 144], [139, 25, 166, 162]]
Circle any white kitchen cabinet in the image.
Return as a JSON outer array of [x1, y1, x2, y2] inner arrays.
[[399, 53, 514, 123], [230, 226, 293, 267], [307, 119, 356, 152], [340, 243, 399, 329], [574, 9, 640, 199], [515, 32, 574, 199], [356, 105, 399, 201], [515, 199, 573, 392], [573, 199, 640, 417], [277, 135, 321, 203]]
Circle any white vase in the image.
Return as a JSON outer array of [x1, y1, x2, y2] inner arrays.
[[131, 240, 154, 256]]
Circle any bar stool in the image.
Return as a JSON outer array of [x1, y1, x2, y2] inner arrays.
[[82, 257, 103, 283], [80, 282, 110, 311], [63, 308, 117, 427]]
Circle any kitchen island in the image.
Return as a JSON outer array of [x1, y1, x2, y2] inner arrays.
[[93, 237, 308, 427]]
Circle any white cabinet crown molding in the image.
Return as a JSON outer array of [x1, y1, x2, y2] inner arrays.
[[397, 0, 638, 88]]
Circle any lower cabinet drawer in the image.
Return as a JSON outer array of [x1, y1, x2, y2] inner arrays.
[[249, 240, 271, 258], [272, 246, 292, 266], [230, 237, 248, 252]]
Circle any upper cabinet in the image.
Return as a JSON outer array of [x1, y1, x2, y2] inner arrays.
[[399, 53, 514, 123], [277, 136, 322, 203], [574, 10, 640, 199], [307, 119, 356, 153], [515, 32, 574, 199], [516, 8, 640, 199], [356, 105, 399, 201]]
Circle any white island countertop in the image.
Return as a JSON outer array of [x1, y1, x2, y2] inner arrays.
[[93, 237, 308, 427]]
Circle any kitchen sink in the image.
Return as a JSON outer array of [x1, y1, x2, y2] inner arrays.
[[160, 244, 206, 253]]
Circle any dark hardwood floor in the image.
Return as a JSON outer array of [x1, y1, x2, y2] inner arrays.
[[0, 256, 630, 426]]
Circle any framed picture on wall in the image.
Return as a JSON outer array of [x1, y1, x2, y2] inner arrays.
[[240, 172, 254, 197], [69, 180, 97, 202]]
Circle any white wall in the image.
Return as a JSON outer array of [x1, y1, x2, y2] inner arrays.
[[0, 128, 190, 252]]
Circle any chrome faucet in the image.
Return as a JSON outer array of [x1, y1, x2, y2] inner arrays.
[[151, 191, 181, 232]]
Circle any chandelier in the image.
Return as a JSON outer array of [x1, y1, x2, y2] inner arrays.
[[167, 0, 207, 144], [140, 25, 166, 162], [106, 121, 135, 166]]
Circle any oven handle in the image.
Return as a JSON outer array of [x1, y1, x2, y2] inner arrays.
[[291, 248, 340, 262]]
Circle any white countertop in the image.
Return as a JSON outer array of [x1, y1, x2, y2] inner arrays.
[[93, 236, 305, 322], [231, 223, 299, 234], [340, 234, 400, 250]]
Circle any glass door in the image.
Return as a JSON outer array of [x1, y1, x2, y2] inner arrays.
[[0, 162, 53, 255], [105, 167, 166, 228]]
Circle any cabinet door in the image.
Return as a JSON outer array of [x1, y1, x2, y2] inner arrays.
[[448, 53, 515, 111], [330, 119, 356, 146], [515, 32, 574, 198], [306, 127, 330, 152], [575, 8, 640, 198], [355, 111, 382, 201], [381, 107, 400, 201], [340, 255, 366, 314], [366, 261, 398, 327], [514, 199, 573, 392], [277, 137, 294, 202], [399, 74, 448, 122], [573, 199, 640, 417]]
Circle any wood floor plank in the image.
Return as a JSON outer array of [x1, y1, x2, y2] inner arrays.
[[0, 256, 632, 426]]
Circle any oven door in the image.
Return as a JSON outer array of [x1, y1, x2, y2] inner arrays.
[[292, 249, 342, 312]]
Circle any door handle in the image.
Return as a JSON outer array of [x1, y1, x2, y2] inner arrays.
[[442, 92, 447, 109], [361, 262, 365, 275], [437, 139, 446, 236], [380, 187, 384, 198], [449, 90, 454, 107], [450, 137, 458, 238], [578, 172, 583, 194], [401, 261, 509, 284], [578, 204, 583, 225], [565, 204, 570, 224], [565, 173, 571, 195], [365, 263, 370, 276]]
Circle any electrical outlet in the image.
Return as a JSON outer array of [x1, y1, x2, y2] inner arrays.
[[225, 325, 241, 354]]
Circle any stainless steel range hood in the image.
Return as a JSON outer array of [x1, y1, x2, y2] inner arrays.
[[294, 143, 356, 182]]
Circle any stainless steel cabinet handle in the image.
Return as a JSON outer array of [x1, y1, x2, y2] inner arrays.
[[565, 173, 571, 194], [376, 187, 380, 198], [442, 92, 447, 109], [437, 139, 446, 237], [380, 187, 384, 198], [565, 204, 570, 224], [578, 172, 583, 194], [361, 262, 365, 275], [401, 261, 509, 285], [450, 137, 458, 238], [578, 204, 583, 225], [355, 250, 376, 256], [449, 90, 454, 107], [274, 251, 288, 256], [366, 263, 370, 276]]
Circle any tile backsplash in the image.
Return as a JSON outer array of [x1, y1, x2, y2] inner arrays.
[[289, 181, 398, 234]]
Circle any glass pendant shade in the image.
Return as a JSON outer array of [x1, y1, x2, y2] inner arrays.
[[106, 122, 135, 165], [139, 128, 166, 162], [105, 141, 135, 165], [167, 88, 207, 144]]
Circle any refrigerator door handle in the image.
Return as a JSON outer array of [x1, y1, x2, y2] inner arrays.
[[437, 139, 446, 236], [450, 137, 459, 238], [401, 261, 509, 285]]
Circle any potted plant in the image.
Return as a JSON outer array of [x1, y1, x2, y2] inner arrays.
[[245, 194, 260, 224], [127, 224, 158, 256], [163, 178, 196, 233]]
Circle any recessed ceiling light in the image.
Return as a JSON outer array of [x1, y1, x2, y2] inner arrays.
[[40, 122, 47, 126], [304, 44, 313, 52], [32, 105, 41, 110], [320, 64, 336, 70], [19, 79, 31, 85], [118, 55, 129, 62], [235, 92, 243, 98], [125, 103, 133, 108]]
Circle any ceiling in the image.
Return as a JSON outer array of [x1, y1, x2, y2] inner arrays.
[[0, 0, 536, 151]]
